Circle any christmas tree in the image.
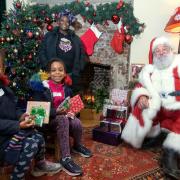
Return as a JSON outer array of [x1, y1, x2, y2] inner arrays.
[[0, 0, 43, 100], [0, 0, 144, 102]]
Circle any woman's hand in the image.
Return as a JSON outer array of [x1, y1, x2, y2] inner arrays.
[[137, 96, 149, 109], [66, 112, 75, 119], [19, 113, 35, 129], [56, 107, 67, 115]]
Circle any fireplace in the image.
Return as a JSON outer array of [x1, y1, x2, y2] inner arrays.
[[80, 63, 111, 108]]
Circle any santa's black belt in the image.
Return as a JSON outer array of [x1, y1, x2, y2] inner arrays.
[[161, 91, 180, 98]]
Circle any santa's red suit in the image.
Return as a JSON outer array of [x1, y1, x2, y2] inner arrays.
[[122, 54, 180, 152]]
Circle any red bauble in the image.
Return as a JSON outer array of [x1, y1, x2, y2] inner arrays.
[[88, 19, 93, 25], [44, 17, 51, 24], [0, 37, 5, 43], [116, 0, 123, 10], [125, 34, 133, 44], [46, 24, 53, 31], [28, 54, 33, 60], [111, 15, 120, 24], [16, 2, 21, 9], [27, 31, 33, 38]]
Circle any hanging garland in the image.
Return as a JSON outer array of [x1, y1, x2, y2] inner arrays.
[[30, 0, 145, 36]]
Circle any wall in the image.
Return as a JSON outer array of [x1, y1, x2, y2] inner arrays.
[[130, 0, 180, 65]]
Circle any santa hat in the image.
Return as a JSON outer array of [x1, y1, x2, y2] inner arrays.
[[148, 36, 172, 64]]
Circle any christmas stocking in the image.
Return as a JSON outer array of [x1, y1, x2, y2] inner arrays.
[[80, 24, 102, 56], [110, 20, 125, 54]]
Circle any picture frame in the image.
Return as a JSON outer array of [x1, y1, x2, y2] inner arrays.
[[130, 64, 145, 81]]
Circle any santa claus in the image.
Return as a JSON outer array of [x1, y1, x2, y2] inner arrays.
[[121, 36, 180, 179]]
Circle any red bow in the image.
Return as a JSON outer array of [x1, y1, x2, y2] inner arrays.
[[64, 74, 72, 86]]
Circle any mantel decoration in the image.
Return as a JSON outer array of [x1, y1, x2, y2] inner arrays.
[[0, 0, 145, 100]]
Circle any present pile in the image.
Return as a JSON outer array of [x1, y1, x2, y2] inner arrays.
[[92, 89, 129, 146]]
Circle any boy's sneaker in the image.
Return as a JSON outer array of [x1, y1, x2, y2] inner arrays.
[[60, 157, 82, 176], [72, 145, 92, 158], [31, 160, 62, 177]]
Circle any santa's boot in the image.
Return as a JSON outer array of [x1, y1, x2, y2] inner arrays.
[[161, 148, 180, 179]]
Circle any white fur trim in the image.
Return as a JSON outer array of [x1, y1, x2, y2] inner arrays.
[[90, 24, 102, 38], [163, 133, 180, 153], [152, 36, 172, 52], [130, 87, 149, 108], [42, 80, 49, 88], [122, 95, 161, 148], [0, 88, 4, 96], [147, 124, 161, 138]]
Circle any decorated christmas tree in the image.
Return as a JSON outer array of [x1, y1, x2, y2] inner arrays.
[[0, 0, 43, 100], [0, 0, 145, 102]]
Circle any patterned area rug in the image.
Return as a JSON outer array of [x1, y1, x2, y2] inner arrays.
[[27, 128, 165, 180]]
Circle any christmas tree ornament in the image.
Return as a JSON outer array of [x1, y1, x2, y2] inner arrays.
[[51, 13, 55, 19], [5, 25, 10, 31], [28, 54, 33, 60], [45, 17, 51, 24], [13, 48, 18, 54], [85, 1, 90, 6], [80, 24, 102, 56], [46, 24, 53, 31], [110, 19, 125, 54], [88, 19, 93, 24], [111, 15, 120, 24], [27, 31, 33, 38], [12, 29, 20, 36], [41, 10, 46, 15], [0, 37, 5, 43], [6, 37, 10, 42], [116, 0, 123, 10], [20, 29, 24, 33], [16, 2, 21, 9], [32, 17, 38, 24], [125, 34, 133, 44]]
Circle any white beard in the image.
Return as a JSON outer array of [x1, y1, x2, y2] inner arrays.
[[153, 52, 174, 70]]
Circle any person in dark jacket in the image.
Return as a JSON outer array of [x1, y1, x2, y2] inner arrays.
[[38, 9, 86, 93], [30, 58, 92, 177], [0, 51, 61, 180]]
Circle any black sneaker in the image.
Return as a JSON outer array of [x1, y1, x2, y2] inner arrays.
[[72, 145, 92, 158], [60, 157, 82, 176]]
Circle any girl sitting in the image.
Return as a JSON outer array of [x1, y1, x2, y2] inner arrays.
[[30, 58, 92, 176]]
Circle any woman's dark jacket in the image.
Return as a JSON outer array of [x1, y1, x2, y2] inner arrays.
[[38, 27, 86, 92], [0, 83, 22, 161], [31, 82, 73, 120]]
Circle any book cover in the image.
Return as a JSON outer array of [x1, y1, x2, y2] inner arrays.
[[26, 101, 51, 126], [68, 95, 84, 114]]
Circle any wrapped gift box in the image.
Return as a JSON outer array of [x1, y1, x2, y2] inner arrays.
[[68, 95, 84, 114], [103, 104, 128, 120], [92, 125, 121, 146]]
